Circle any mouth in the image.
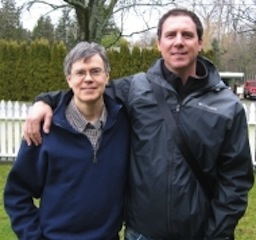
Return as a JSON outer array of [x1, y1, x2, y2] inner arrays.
[[171, 52, 187, 55], [81, 87, 96, 93], [81, 86, 96, 90]]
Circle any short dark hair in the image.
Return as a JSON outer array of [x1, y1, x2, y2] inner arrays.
[[63, 41, 110, 76], [157, 8, 204, 41]]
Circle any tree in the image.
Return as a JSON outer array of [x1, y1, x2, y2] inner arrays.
[[211, 38, 221, 68], [130, 45, 142, 73], [49, 41, 67, 90], [15, 42, 30, 101], [54, 7, 77, 48], [0, 0, 28, 40], [0, 40, 19, 99], [26, 39, 51, 98], [133, 31, 157, 47], [24, 0, 175, 45], [100, 11, 123, 47], [32, 16, 54, 42]]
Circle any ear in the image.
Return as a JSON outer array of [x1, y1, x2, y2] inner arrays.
[[198, 39, 203, 52], [105, 72, 110, 85], [66, 75, 72, 88], [157, 39, 161, 52]]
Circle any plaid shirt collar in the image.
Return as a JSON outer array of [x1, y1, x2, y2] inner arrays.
[[65, 97, 107, 133]]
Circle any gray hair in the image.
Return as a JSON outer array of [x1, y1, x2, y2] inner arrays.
[[63, 41, 110, 76]]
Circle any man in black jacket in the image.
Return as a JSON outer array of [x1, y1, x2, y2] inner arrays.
[[24, 8, 254, 240]]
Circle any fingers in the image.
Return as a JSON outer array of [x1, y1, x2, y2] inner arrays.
[[23, 121, 32, 146], [43, 113, 52, 134], [23, 112, 42, 146], [22, 101, 53, 146]]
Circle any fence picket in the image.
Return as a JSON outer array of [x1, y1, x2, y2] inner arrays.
[[0, 100, 30, 161]]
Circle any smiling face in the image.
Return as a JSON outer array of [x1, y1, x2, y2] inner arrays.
[[157, 15, 203, 80], [66, 54, 109, 109]]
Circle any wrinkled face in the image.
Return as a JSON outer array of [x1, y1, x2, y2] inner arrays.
[[157, 15, 203, 78], [66, 54, 109, 108]]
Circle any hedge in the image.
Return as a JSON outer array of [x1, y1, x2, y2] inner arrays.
[[0, 39, 215, 101]]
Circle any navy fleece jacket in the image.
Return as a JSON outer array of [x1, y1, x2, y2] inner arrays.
[[4, 91, 130, 240]]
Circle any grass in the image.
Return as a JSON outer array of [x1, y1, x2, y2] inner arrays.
[[0, 162, 255, 240], [0, 163, 16, 240], [235, 174, 256, 239]]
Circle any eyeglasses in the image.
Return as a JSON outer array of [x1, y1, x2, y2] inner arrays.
[[72, 68, 105, 79]]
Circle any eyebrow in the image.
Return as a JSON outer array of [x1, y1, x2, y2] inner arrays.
[[73, 66, 102, 72]]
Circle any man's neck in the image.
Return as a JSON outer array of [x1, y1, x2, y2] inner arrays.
[[165, 62, 198, 84], [74, 98, 105, 124]]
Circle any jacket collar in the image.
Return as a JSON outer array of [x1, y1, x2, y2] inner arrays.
[[147, 56, 226, 92], [52, 90, 122, 131]]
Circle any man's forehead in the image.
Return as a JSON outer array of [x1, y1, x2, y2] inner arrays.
[[161, 16, 197, 33], [72, 55, 104, 67], [163, 15, 195, 26]]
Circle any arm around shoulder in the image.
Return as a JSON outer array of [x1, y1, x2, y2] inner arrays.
[[108, 76, 134, 105], [24, 90, 68, 145], [35, 90, 68, 109]]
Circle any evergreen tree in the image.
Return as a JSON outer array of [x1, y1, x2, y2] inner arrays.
[[118, 41, 132, 77], [100, 14, 122, 48], [15, 42, 30, 101], [49, 41, 68, 91], [107, 48, 120, 80], [211, 38, 221, 68], [0, 0, 27, 40], [32, 16, 54, 43], [131, 46, 142, 74], [0, 40, 8, 98], [1, 41, 19, 99], [55, 7, 77, 49], [141, 47, 160, 72], [27, 39, 51, 99]]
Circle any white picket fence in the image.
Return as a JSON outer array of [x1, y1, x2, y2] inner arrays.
[[0, 100, 30, 161], [243, 103, 256, 167], [0, 100, 256, 167]]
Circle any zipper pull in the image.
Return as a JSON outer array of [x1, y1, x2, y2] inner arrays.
[[176, 104, 180, 112], [93, 151, 97, 163]]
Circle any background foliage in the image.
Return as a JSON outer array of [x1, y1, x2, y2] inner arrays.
[[0, 40, 67, 101], [3, 0, 256, 77], [0, 39, 218, 101]]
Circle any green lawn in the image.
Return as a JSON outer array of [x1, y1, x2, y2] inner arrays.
[[0, 162, 255, 240], [0, 163, 16, 240]]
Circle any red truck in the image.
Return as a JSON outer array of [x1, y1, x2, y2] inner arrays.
[[243, 80, 256, 99]]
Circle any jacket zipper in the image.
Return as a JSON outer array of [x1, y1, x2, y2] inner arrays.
[[176, 104, 181, 113], [168, 100, 183, 237], [93, 149, 97, 163]]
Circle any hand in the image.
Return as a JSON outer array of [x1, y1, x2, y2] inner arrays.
[[23, 101, 53, 146]]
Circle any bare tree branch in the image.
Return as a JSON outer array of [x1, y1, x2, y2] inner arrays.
[[25, 0, 68, 10], [123, 27, 156, 38], [63, 0, 87, 9], [113, 2, 175, 14]]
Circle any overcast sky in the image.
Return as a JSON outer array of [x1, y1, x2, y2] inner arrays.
[[17, 0, 63, 31]]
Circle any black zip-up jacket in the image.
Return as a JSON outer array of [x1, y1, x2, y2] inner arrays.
[[36, 57, 254, 240]]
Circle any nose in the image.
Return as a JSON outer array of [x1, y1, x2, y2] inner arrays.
[[83, 73, 93, 82], [173, 33, 184, 45]]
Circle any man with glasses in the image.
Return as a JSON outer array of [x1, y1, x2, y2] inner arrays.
[[4, 41, 130, 240]]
